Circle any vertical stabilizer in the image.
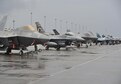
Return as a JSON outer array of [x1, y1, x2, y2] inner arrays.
[[35, 22, 45, 33], [0, 16, 7, 31], [53, 29, 60, 35], [96, 33, 101, 38]]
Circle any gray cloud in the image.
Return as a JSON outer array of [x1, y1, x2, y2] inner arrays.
[[0, 0, 121, 37], [0, 0, 26, 14]]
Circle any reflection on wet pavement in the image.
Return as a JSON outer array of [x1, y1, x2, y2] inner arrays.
[[0, 72, 49, 78], [80, 51, 98, 54], [0, 45, 120, 84]]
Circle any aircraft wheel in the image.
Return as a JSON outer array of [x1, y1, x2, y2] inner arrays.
[[19, 50, 23, 56], [66, 47, 69, 51], [6, 48, 12, 55], [77, 44, 80, 48], [45, 45, 49, 50], [38, 49, 42, 52], [86, 45, 88, 48], [34, 45, 38, 51], [56, 46, 60, 51]]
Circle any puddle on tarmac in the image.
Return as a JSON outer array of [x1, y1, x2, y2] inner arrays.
[[81, 51, 98, 54], [0, 72, 49, 78], [0, 60, 27, 63], [40, 58, 50, 60], [42, 55, 70, 57], [0, 61, 30, 70], [64, 66, 72, 69], [0, 50, 87, 79]]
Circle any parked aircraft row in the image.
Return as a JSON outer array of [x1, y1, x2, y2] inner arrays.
[[0, 16, 121, 55]]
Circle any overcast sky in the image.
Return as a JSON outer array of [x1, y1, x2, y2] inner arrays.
[[0, 0, 121, 37]]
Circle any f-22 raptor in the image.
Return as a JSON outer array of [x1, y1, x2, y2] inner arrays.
[[0, 16, 49, 55]]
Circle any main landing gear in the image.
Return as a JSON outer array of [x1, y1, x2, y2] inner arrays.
[[6, 47, 12, 55], [45, 45, 49, 50], [77, 44, 81, 48], [86, 44, 88, 48], [19, 49, 24, 56], [56, 46, 60, 51]]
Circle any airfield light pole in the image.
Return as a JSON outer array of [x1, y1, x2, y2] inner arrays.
[[55, 18, 57, 29], [44, 16, 46, 31], [13, 20, 15, 30], [60, 20, 62, 32], [78, 24, 81, 34], [70, 22, 72, 31], [85, 26, 88, 31], [66, 21, 68, 31], [71, 22, 73, 29], [82, 25, 84, 32], [75, 24, 77, 33], [30, 12, 33, 25]]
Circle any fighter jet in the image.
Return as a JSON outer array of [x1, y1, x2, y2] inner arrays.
[[35, 22, 83, 50], [81, 31, 98, 47], [0, 17, 49, 55], [96, 33, 107, 45], [53, 29, 86, 48], [96, 33, 119, 45]]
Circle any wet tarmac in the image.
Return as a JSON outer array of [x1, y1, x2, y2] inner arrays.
[[0, 45, 121, 84]]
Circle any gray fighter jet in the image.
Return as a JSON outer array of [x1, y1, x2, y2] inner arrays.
[[35, 22, 85, 50], [0, 16, 49, 55]]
